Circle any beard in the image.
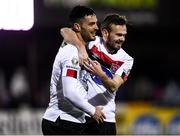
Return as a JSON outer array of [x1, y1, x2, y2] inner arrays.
[[106, 40, 120, 54], [81, 31, 96, 43]]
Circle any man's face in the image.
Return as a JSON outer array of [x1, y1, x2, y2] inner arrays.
[[107, 24, 127, 53], [80, 15, 98, 42]]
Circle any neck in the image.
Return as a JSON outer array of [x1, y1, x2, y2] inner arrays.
[[103, 41, 116, 54], [76, 33, 86, 46]]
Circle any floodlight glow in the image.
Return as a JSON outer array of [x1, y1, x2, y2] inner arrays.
[[0, 0, 34, 31]]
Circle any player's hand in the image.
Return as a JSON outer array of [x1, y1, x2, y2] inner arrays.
[[83, 58, 103, 76], [92, 106, 105, 124], [60, 27, 77, 44], [60, 27, 89, 66]]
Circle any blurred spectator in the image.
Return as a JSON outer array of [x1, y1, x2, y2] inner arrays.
[[0, 69, 11, 108], [161, 80, 180, 106], [33, 80, 50, 108], [9, 67, 30, 108], [131, 76, 155, 101]]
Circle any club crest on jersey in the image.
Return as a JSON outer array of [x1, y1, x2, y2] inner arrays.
[[110, 63, 120, 74], [71, 57, 79, 66]]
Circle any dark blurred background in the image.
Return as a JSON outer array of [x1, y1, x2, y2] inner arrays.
[[0, 0, 180, 134]]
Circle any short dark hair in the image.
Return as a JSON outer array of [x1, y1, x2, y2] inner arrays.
[[69, 5, 95, 24], [101, 13, 127, 32]]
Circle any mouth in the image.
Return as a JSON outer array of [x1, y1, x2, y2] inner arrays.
[[115, 39, 122, 44], [90, 32, 96, 39], [115, 42, 122, 47], [115, 42, 122, 49], [115, 40, 124, 46], [91, 31, 96, 36]]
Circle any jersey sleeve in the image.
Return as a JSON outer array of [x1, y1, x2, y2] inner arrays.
[[115, 57, 134, 81], [60, 45, 96, 116]]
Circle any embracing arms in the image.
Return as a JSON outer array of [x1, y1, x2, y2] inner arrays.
[[60, 28, 88, 65], [83, 59, 124, 92], [60, 28, 126, 92]]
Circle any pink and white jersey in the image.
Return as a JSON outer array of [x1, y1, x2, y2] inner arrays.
[[86, 36, 134, 122], [43, 42, 95, 123]]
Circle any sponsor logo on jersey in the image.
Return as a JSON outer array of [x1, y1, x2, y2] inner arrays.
[[66, 65, 79, 70]]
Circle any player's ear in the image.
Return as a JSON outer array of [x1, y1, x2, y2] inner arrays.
[[73, 23, 81, 32], [101, 28, 109, 42]]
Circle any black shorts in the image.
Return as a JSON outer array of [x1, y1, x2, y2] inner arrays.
[[41, 117, 85, 135], [84, 116, 116, 135]]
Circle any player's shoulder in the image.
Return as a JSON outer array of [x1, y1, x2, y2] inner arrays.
[[57, 41, 78, 59], [119, 48, 134, 63], [59, 42, 78, 53], [88, 36, 102, 48]]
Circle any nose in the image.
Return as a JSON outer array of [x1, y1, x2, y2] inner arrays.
[[94, 24, 99, 30], [120, 36, 125, 42]]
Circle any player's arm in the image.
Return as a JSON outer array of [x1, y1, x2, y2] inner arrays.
[[84, 59, 124, 92], [63, 77, 105, 123], [99, 73, 124, 93], [61, 52, 105, 123], [62, 76, 94, 115], [60, 27, 88, 65]]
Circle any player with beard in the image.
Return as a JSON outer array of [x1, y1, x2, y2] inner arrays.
[[42, 6, 105, 135], [60, 14, 134, 135]]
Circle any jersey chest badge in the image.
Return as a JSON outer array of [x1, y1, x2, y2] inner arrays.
[[71, 57, 79, 66], [110, 63, 120, 74]]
